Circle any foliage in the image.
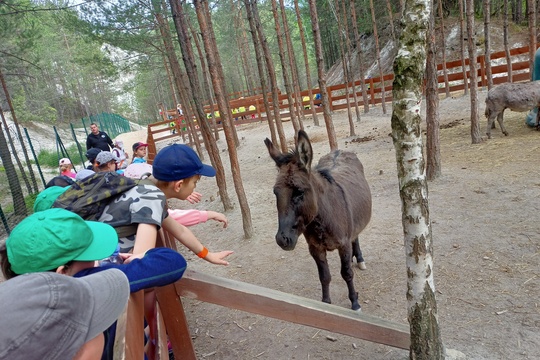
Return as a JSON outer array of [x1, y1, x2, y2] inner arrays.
[[37, 143, 81, 168]]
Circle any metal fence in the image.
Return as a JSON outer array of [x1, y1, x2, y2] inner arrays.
[[0, 113, 134, 240]]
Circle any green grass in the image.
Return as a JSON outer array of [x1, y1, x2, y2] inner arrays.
[[37, 144, 84, 168], [2, 192, 39, 214]]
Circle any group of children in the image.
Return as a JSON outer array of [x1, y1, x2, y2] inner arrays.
[[1, 143, 233, 359]]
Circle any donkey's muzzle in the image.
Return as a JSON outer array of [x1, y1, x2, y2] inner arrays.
[[276, 232, 297, 251]]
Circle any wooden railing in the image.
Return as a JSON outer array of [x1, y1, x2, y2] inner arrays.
[[148, 44, 538, 159], [113, 229, 410, 359]]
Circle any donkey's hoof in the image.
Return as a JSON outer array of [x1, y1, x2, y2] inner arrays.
[[351, 302, 361, 311], [358, 261, 367, 270], [503, 131, 509, 136]]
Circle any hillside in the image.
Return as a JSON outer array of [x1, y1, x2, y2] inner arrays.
[[326, 16, 531, 86]]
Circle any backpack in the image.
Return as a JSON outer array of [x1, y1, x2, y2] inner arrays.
[[52, 172, 137, 221]]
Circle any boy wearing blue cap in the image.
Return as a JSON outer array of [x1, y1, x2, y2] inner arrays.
[[98, 143, 233, 265]]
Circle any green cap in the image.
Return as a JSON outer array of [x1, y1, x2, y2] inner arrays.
[[33, 186, 68, 213], [6, 208, 118, 275]]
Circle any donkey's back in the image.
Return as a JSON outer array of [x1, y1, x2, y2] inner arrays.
[[316, 150, 372, 235]]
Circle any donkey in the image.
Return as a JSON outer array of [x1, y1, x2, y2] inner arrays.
[[485, 81, 540, 138], [265, 130, 372, 310]]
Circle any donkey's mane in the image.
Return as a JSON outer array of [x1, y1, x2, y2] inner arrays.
[[317, 169, 335, 183]]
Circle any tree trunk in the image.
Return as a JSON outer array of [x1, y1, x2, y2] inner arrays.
[[484, 0, 494, 89], [350, 0, 370, 113], [466, 0, 482, 143], [341, 0, 361, 124], [386, 0, 396, 41], [459, 0, 469, 95], [527, 0, 536, 75], [426, 0, 442, 180], [280, 0, 305, 127], [186, 18, 220, 141], [0, 69, 35, 195], [437, 0, 451, 97], [271, 0, 300, 133], [155, 3, 204, 158], [251, 0, 288, 152], [169, 0, 233, 211], [294, 0, 319, 126], [194, 0, 253, 239], [503, 0, 513, 82], [308, 0, 338, 150], [369, 0, 387, 114], [0, 107, 27, 216], [337, 0, 355, 136], [244, 0, 278, 145], [391, 1, 444, 357]]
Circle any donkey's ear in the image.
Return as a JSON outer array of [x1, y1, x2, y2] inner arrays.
[[296, 130, 312, 171], [264, 138, 281, 165]]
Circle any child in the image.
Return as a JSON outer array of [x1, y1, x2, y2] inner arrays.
[[122, 162, 229, 228], [132, 142, 148, 164], [59, 158, 76, 178], [85, 148, 102, 170], [0, 208, 187, 360], [0, 270, 129, 360], [94, 151, 118, 173], [112, 139, 129, 169], [98, 143, 233, 263]]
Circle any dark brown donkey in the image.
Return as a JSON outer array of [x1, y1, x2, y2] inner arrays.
[[265, 130, 372, 310]]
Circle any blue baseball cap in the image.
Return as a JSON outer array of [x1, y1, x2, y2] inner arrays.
[[152, 144, 216, 181]]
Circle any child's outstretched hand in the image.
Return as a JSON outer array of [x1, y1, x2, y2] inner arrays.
[[186, 191, 203, 204], [207, 211, 228, 228], [204, 250, 234, 265]]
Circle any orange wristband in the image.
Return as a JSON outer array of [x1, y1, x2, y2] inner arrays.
[[197, 246, 209, 259]]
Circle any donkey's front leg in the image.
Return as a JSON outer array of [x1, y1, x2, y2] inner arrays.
[[339, 245, 360, 310], [309, 245, 332, 305]]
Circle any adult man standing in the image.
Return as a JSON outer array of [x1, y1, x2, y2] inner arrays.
[[86, 123, 113, 152]]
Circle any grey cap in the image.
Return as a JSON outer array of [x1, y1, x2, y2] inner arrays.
[[0, 269, 130, 360], [95, 151, 119, 166]]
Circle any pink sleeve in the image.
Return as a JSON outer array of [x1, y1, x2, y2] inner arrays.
[[167, 209, 208, 227]]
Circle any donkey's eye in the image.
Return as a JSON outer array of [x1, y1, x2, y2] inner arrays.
[[292, 189, 304, 203]]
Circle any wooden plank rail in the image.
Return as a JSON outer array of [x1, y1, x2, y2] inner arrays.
[[175, 269, 411, 350]]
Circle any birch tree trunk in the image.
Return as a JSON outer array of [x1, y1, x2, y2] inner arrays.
[[308, 0, 338, 150], [337, 0, 355, 136], [294, 0, 319, 126], [194, 0, 253, 239], [466, 0, 482, 143], [392, 1, 444, 357]]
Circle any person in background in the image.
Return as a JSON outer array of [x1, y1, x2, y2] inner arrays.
[[0, 270, 129, 360], [94, 151, 119, 173], [85, 147, 102, 170], [59, 158, 76, 179], [76, 168, 95, 181], [112, 139, 129, 169], [86, 123, 113, 152], [132, 142, 148, 164]]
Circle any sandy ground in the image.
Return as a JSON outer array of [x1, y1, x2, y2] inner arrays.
[[131, 92, 539, 360]]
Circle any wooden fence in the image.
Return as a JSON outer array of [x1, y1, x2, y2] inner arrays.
[[159, 44, 538, 135]]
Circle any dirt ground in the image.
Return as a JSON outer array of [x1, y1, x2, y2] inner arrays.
[[134, 92, 540, 360]]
